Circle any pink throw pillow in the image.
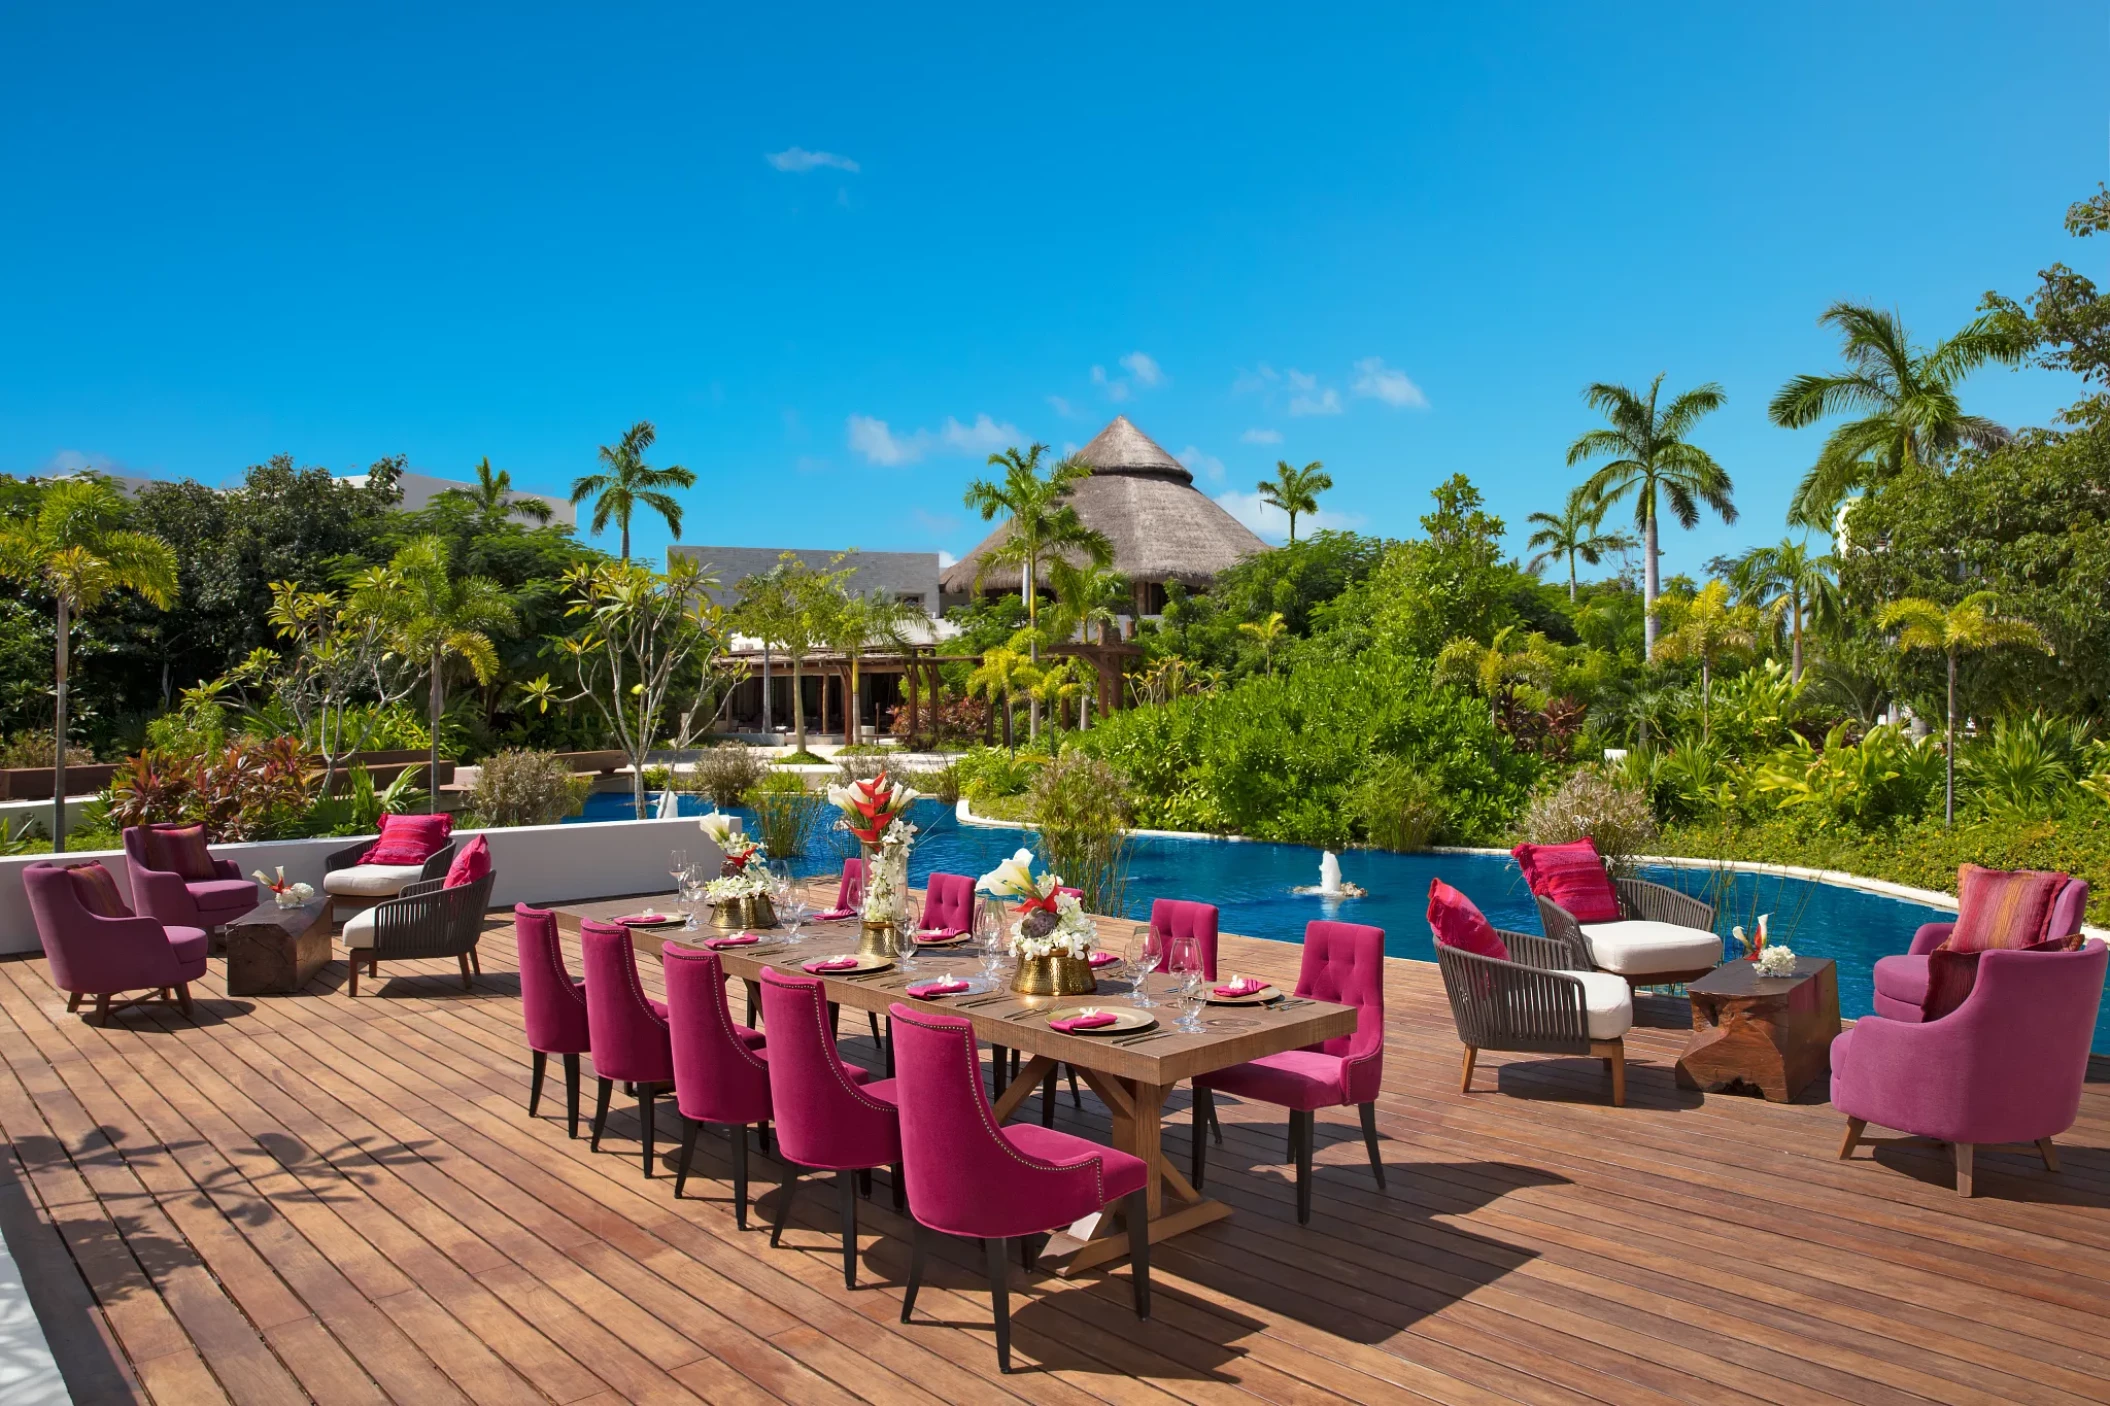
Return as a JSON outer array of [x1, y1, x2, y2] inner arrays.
[[445, 834, 492, 889], [66, 862, 131, 919], [1427, 879, 1508, 961], [1512, 839, 1621, 924], [145, 823, 218, 881], [1946, 865, 2070, 953], [359, 812, 453, 867]]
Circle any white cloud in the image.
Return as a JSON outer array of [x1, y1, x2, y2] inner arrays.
[[1215, 490, 1362, 543], [1352, 356, 1428, 409], [939, 414, 1021, 455], [1232, 364, 1279, 395], [937, 549, 959, 570], [847, 411, 1021, 465], [1241, 427, 1283, 445], [1289, 387, 1342, 416], [1287, 368, 1318, 391], [1176, 445, 1226, 484], [847, 414, 917, 465], [40, 449, 128, 476], [1119, 351, 1163, 388], [766, 147, 860, 173], [1046, 394, 1075, 418]]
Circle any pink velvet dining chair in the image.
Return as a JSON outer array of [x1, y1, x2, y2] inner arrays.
[[581, 919, 676, 1176], [1191, 919, 1387, 1224], [1833, 939, 2108, 1196], [663, 945, 774, 1226], [1147, 898, 1219, 980], [917, 871, 975, 937], [23, 861, 209, 1023], [514, 905, 591, 1138], [757, 967, 902, 1288], [888, 1002, 1151, 1373], [816, 858, 864, 921]]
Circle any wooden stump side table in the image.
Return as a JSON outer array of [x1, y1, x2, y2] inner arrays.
[[1676, 957, 1841, 1103], [224, 900, 333, 997]]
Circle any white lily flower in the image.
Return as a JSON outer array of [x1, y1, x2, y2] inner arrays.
[[977, 847, 1038, 897], [699, 812, 737, 845]]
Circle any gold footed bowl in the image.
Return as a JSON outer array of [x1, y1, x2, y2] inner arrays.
[[710, 895, 776, 929], [858, 920, 900, 959], [1013, 955, 1097, 997]]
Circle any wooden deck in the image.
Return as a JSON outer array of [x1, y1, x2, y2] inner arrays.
[[4, 896, 2110, 1404]]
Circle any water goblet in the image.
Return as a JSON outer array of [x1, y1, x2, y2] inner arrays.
[[669, 849, 690, 898], [975, 902, 1006, 981], [1124, 924, 1160, 1007], [781, 894, 810, 944], [1166, 933, 1207, 1032], [680, 874, 706, 931]]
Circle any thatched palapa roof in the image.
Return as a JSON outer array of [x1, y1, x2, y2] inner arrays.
[[940, 416, 1269, 595]]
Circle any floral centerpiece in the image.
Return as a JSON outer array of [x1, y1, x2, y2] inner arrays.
[[977, 847, 1096, 995], [699, 812, 761, 876], [827, 772, 921, 845], [1731, 913, 1771, 960], [698, 821, 773, 927], [1753, 944, 1799, 978], [252, 867, 316, 911], [857, 816, 917, 957]]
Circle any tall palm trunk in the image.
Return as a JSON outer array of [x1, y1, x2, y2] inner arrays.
[[1567, 551, 1578, 602], [1024, 556, 1040, 742], [1790, 598, 1805, 683], [51, 596, 69, 853], [1641, 489, 1661, 661], [429, 652, 444, 815]]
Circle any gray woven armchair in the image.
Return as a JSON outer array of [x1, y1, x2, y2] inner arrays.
[[342, 871, 493, 996], [1436, 929, 1632, 1106], [1535, 875, 1720, 989]]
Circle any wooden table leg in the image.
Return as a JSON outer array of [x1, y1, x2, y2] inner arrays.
[[1042, 1071, 1230, 1276]]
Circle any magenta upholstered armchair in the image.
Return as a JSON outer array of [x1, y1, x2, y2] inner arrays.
[[515, 905, 591, 1138], [1148, 898, 1220, 981], [122, 825, 260, 931], [889, 1002, 1150, 1373], [1872, 879, 2089, 1022], [663, 945, 775, 1226], [757, 967, 900, 1288], [582, 919, 676, 1175], [1192, 919, 1387, 1223], [1834, 939, 2108, 1196], [24, 862, 209, 1023], [916, 871, 975, 936]]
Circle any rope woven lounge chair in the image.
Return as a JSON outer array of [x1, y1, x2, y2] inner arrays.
[[1437, 926, 1633, 1106], [340, 871, 494, 996], [1534, 875, 1721, 989]]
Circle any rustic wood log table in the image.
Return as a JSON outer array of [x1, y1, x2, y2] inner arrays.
[[556, 894, 1355, 1274], [223, 899, 333, 997], [1675, 956, 1841, 1102]]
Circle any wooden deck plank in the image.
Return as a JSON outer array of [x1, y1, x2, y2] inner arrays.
[[0, 889, 2105, 1405]]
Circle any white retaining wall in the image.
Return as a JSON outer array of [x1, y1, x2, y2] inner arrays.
[[0, 816, 719, 957]]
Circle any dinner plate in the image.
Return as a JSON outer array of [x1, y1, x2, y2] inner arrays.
[[912, 932, 970, 947], [800, 955, 893, 976], [1205, 984, 1281, 1006], [905, 975, 996, 1000], [613, 913, 682, 929], [1045, 1006, 1156, 1035]]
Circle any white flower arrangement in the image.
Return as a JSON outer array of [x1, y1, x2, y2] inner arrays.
[[704, 870, 769, 902], [252, 867, 315, 908], [860, 817, 918, 923], [1754, 944, 1798, 978], [1011, 892, 1096, 961]]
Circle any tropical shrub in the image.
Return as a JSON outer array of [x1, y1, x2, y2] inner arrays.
[[744, 771, 826, 858], [952, 745, 1047, 803], [305, 763, 428, 835], [1748, 723, 1941, 829], [1028, 752, 1132, 915], [1349, 757, 1446, 851], [470, 749, 589, 828], [105, 736, 314, 841], [0, 730, 96, 768], [693, 744, 764, 807], [1959, 712, 2092, 819], [1519, 767, 1657, 864]]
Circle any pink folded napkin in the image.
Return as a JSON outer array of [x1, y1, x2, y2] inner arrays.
[[706, 934, 759, 949], [803, 956, 862, 973], [614, 912, 672, 927], [814, 907, 858, 921], [1050, 1011, 1119, 1033], [915, 928, 962, 943], [906, 978, 970, 998], [1087, 950, 1120, 968], [1214, 977, 1266, 997]]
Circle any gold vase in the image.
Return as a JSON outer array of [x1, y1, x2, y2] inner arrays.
[[1012, 955, 1097, 997], [858, 919, 900, 959], [709, 900, 745, 930], [745, 896, 776, 929]]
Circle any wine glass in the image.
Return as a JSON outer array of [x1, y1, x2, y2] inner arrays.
[[679, 872, 706, 931], [1124, 924, 1160, 1007], [975, 900, 1006, 982], [1166, 933, 1206, 1032], [669, 849, 690, 898], [781, 892, 810, 944]]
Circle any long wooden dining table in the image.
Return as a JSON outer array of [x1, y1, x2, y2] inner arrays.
[[553, 896, 1355, 1274]]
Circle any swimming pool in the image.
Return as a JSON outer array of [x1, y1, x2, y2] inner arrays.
[[572, 793, 2096, 1051]]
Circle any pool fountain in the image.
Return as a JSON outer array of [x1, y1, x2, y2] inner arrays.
[[1292, 850, 1368, 899]]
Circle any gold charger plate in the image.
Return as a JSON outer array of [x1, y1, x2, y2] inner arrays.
[[801, 955, 893, 976], [1205, 983, 1281, 1006], [1046, 1006, 1156, 1035], [912, 932, 970, 947]]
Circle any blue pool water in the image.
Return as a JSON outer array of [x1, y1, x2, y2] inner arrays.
[[573, 794, 2100, 1051]]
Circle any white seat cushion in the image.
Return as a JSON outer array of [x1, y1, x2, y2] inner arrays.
[[342, 906, 377, 950], [1578, 919, 1723, 977], [1561, 970, 1634, 1040], [323, 864, 425, 898]]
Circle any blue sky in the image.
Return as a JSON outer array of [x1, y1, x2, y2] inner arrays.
[[3, 2, 2103, 576]]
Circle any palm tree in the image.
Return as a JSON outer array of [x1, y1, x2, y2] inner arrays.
[[1770, 303, 2029, 529], [966, 647, 1040, 753], [1255, 460, 1333, 541], [1524, 485, 1637, 601], [1650, 582, 1759, 739], [1730, 538, 1838, 682], [349, 537, 515, 812], [1239, 611, 1289, 675], [824, 591, 917, 747], [1043, 559, 1129, 726], [0, 478, 177, 850], [1434, 626, 1559, 730], [1877, 592, 2050, 826], [963, 445, 1112, 740], [1567, 374, 1735, 659], [448, 457, 552, 527], [570, 420, 696, 561]]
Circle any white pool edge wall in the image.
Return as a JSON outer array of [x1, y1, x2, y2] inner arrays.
[[0, 816, 718, 957]]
